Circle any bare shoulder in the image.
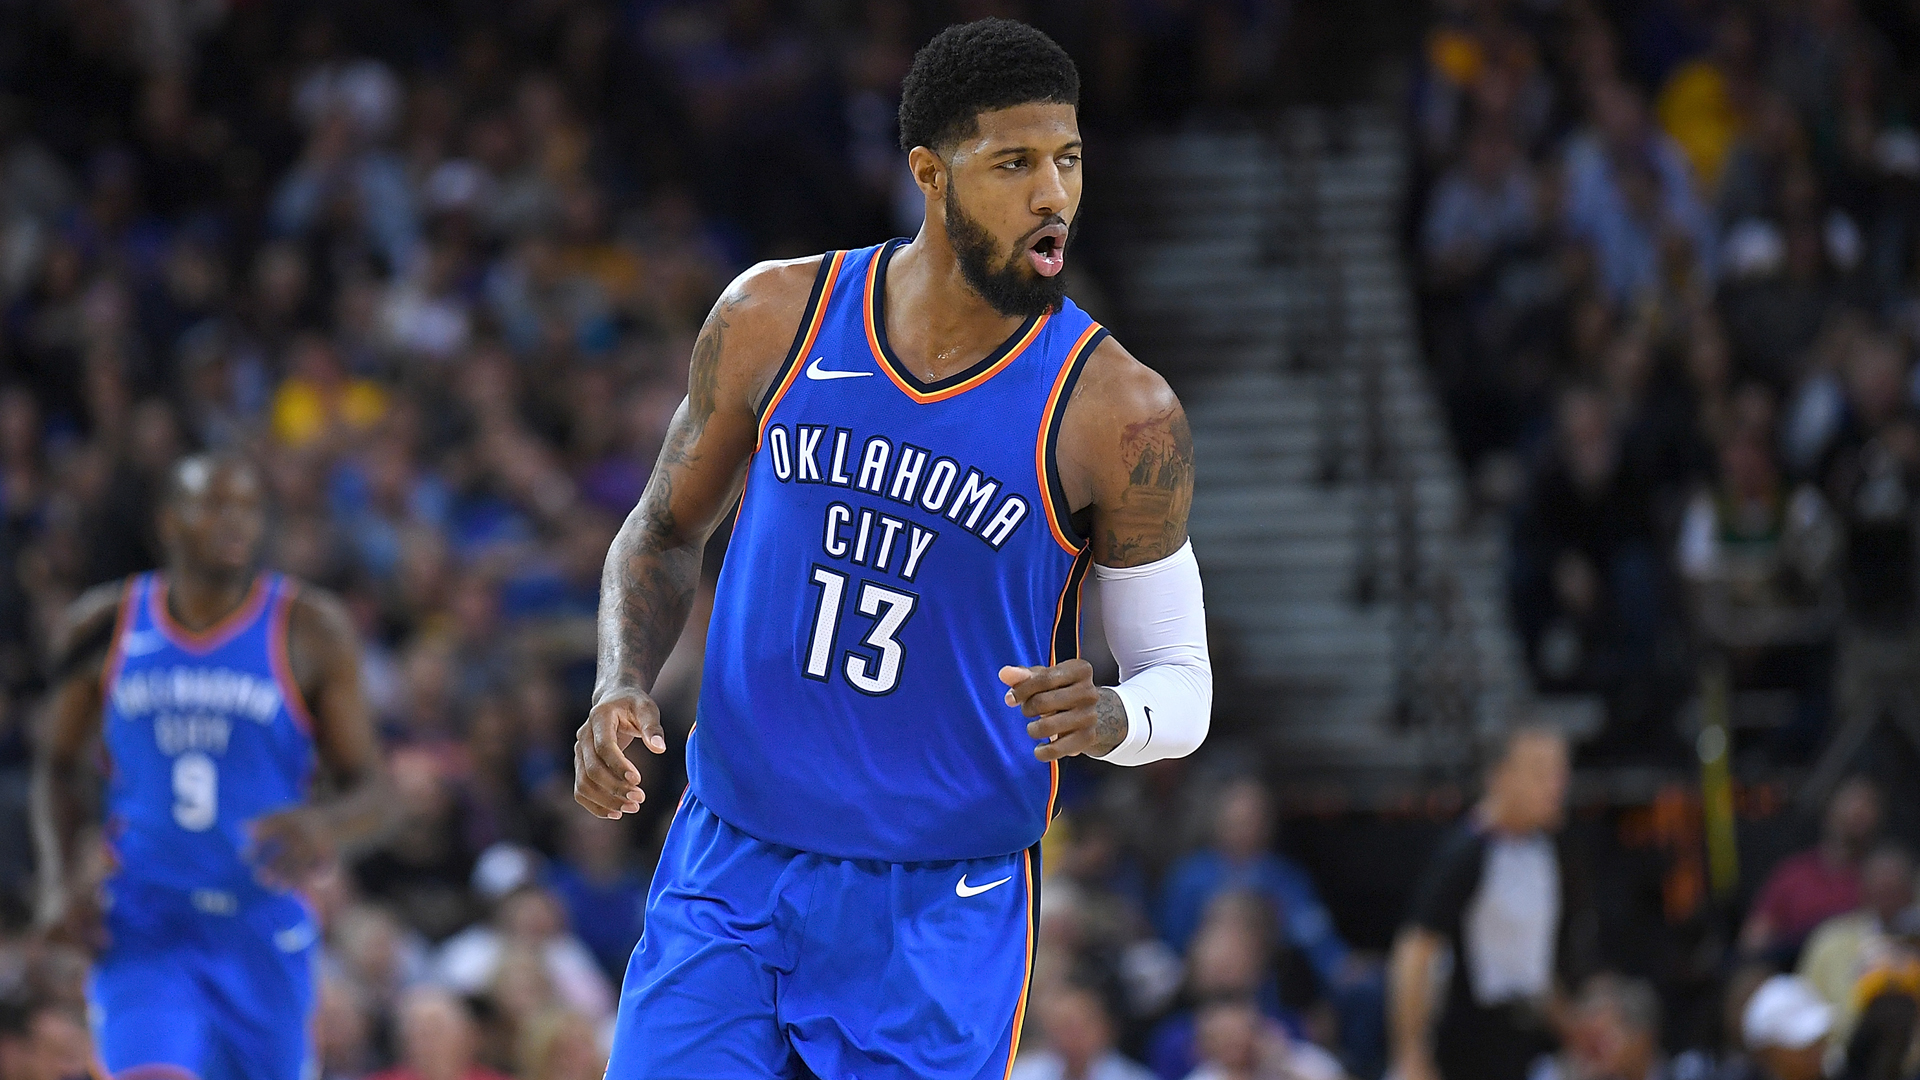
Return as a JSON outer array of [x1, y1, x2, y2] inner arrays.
[[1066, 335, 1182, 428], [704, 255, 829, 411], [1061, 335, 1194, 567], [49, 579, 129, 667], [287, 583, 360, 670]]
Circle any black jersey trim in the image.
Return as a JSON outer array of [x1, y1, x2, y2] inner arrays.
[[754, 251, 843, 422], [1039, 326, 1108, 553], [865, 238, 1047, 400]]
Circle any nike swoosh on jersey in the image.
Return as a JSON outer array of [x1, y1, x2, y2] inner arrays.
[[805, 357, 874, 380], [955, 873, 1014, 898]]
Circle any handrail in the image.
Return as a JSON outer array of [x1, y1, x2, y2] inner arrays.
[[1270, 105, 1485, 778]]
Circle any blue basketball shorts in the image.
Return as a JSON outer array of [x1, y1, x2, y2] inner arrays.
[[88, 878, 318, 1080], [606, 791, 1042, 1080]]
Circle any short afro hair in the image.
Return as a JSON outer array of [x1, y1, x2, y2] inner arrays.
[[897, 18, 1079, 154]]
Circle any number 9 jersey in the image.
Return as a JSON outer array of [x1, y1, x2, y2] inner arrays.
[[690, 240, 1109, 863], [100, 571, 316, 900]]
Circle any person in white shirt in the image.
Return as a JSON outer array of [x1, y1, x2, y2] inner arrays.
[[1183, 998, 1348, 1080], [1010, 982, 1157, 1080]]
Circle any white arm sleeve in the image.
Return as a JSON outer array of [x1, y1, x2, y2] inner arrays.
[[1091, 540, 1211, 766]]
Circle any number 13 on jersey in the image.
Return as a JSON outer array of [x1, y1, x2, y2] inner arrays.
[[803, 566, 919, 695]]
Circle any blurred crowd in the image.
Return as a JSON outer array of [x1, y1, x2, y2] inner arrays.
[[0, 0, 1343, 1079], [1413, 0, 1920, 768], [0, 0, 1915, 1078]]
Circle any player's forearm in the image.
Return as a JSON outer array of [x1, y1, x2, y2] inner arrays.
[[593, 499, 704, 703], [312, 771, 397, 856], [29, 759, 89, 923], [1389, 929, 1441, 1067]]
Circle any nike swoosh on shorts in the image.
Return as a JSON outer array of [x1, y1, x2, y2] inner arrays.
[[955, 873, 1014, 898]]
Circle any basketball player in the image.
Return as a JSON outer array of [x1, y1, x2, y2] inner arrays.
[[574, 18, 1213, 1080], [33, 453, 391, 1080]]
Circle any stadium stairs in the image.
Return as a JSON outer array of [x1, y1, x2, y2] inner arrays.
[[1104, 107, 1569, 800]]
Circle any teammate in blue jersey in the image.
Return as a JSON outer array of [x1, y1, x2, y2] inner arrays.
[[32, 453, 392, 1080], [575, 18, 1214, 1080]]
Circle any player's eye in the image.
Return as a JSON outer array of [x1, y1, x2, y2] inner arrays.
[[1059, 155, 1081, 168], [997, 158, 1027, 171]]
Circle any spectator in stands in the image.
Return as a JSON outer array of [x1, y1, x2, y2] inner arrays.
[[1149, 893, 1311, 1080], [0, 999, 92, 1080], [354, 748, 480, 940], [1670, 963, 1776, 1080], [1510, 386, 1662, 715], [1423, 120, 1539, 286], [1389, 726, 1589, 1080], [540, 787, 645, 983], [1677, 433, 1840, 645], [1740, 975, 1832, 1080], [367, 986, 510, 1080], [1010, 981, 1157, 1080], [1156, 779, 1382, 1076], [1183, 998, 1347, 1080], [1797, 843, 1916, 1046], [1801, 331, 1920, 763], [1655, 6, 1761, 198], [1532, 974, 1669, 1080], [1157, 780, 1351, 974], [1836, 989, 1916, 1080], [515, 1009, 606, 1080], [1740, 776, 1882, 961], [1676, 429, 1840, 755], [315, 976, 377, 1080], [1563, 80, 1716, 306], [326, 902, 430, 1049], [432, 875, 613, 1024]]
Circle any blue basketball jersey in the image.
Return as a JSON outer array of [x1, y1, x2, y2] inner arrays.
[[101, 572, 317, 900], [691, 240, 1109, 863]]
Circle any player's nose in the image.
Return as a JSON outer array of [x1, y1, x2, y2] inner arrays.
[[1029, 161, 1068, 218]]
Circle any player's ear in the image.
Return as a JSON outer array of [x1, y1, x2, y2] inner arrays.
[[907, 146, 946, 201]]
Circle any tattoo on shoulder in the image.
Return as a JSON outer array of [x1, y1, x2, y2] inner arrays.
[[1102, 406, 1194, 565], [666, 295, 738, 463], [686, 293, 740, 427]]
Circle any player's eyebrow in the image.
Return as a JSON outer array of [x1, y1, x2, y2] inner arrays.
[[986, 140, 1084, 159]]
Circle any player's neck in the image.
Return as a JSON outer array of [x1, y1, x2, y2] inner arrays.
[[883, 235, 1031, 383], [164, 569, 258, 631]]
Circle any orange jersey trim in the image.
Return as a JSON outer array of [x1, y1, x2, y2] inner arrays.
[[266, 581, 316, 737], [99, 578, 140, 696], [1001, 848, 1040, 1080], [151, 575, 270, 655], [755, 251, 847, 449], [1036, 322, 1105, 554]]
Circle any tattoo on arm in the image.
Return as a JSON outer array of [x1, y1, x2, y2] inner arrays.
[[594, 292, 742, 702], [1099, 406, 1194, 566], [1093, 688, 1128, 755]]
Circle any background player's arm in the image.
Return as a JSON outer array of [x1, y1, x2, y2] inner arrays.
[[31, 581, 126, 945], [247, 588, 394, 890], [575, 259, 819, 820], [1003, 338, 1196, 760]]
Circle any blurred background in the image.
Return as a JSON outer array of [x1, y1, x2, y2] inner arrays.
[[3, 0, 1920, 1078]]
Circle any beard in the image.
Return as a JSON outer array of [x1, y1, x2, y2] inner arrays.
[[945, 182, 1078, 319]]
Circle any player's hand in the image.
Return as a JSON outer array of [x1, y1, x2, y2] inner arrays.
[[999, 661, 1125, 761], [37, 837, 115, 955], [247, 807, 336, 891], [39, 890, 108, 955], [575, 689, 667, 820]]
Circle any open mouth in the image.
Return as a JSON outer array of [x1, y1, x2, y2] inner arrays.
[[1025, 226, 1066, 277]]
